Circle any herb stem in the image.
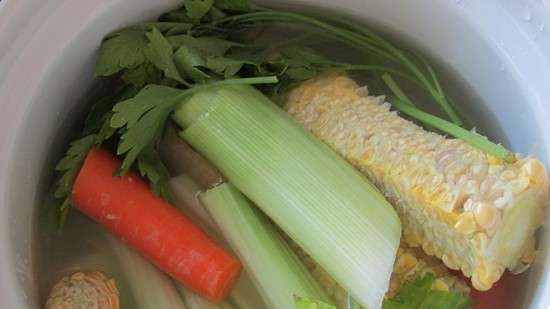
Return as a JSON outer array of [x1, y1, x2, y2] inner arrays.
[[210, 12, 399, 62], [391, 99, 515, 162], [381, 73, 413, 105], [211, 9, 464, 125]]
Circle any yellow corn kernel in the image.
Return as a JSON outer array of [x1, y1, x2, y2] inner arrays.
[[285, 73, 550, 291]]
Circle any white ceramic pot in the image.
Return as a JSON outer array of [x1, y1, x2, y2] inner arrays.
[[1, 0, 549, 308]]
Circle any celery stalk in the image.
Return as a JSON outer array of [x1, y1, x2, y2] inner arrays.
[[104, 234, 188, 309], [168, 174, 269, 309], [178, 285, 236, 309], [201, 183, 330, 309], [168, 174, 222, 237], [172, 85, 401, 309]]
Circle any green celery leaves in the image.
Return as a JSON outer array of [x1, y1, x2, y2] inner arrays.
[[144, 28, 187, 84], [383, 274, 472, 309], [185, 0, 215, 20], [95, 30, 149, 76], [110, 85, 184, 175]]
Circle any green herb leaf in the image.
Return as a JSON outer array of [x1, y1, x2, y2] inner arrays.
[[173, 45, 211, 82], [215, 0, 251, 12], [95, 30, 149, 76], [132, 22, 193, 34], [159, 10, 195, 23], [206, 56, 253, 77], [144, 28, 187, 84], [204, 6, 228, 21], [168, 35, 242, 56], [294, 296, 336, 309], [83, 90, 125, 135], [185, 0, 215, 20], [137, 145, 172, 200], [382, 274, 472, 309], [54, 134, 97, 199], [110, 85, 184, 175], [122, 63, 163, 88]]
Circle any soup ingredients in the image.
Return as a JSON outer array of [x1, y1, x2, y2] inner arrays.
[[164, 134, 471, 309], [284, 74, 550, 291], [168, 175, 270, 309], [173, 84, 401, 309], [290, 241, 470, 308], [50, 0, 512, 225], [161, 125, 224, 187], [105, 234, 188, 309], [293, 272, 472, 309], [72, 148, 242, 302], [45, 271, 119, 309], [201, 182, 330, 309]]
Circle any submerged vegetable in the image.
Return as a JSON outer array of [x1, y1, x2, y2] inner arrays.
[[179, 285, 236, 309], [201, 182, 330, 309], [105, 234, 188, 309], [45, 271, 119, 309], [72, 148, 241, 301], [165, 134, 472, 309], [290, 240, 470, 309], [382, 274, 471, 309], [42, 2, 547, 309], [294, 296, 336, 309], [173, 84, 401, 309], [284, 74, 550, 290], [168, 175, 270, 309]]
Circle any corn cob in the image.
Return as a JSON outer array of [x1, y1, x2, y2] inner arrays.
[[288, 239, 470, 309], [284, 73, 550, 291]]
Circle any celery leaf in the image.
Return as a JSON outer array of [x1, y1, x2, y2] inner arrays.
[[206, 56, 255, 77], [382, 273, 472, 309], [122, 63, 163, 88], [215, 0, 252, 12], [185, 0, 215, 20], [95, 30, 149, 76], [137, 145, 173, 200], [110, 85, 184, 175], [144, 28, 187, 84], [168, 35, 243, 56], [173, 45, 211, 82], [54, 135, 97, 199]]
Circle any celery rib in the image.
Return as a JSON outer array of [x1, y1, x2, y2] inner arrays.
[[201, 183, 330, 309], [173, 85, 401, 309]]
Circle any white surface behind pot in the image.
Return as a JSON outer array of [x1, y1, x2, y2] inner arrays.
[[0, 0, 549, 308]]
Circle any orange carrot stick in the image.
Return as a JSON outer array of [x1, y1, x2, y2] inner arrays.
[[72, 148, 241, 302]]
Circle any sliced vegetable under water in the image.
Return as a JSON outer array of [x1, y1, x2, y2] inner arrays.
[[202, 182, 330, 309], [173, 84, 402, 309]]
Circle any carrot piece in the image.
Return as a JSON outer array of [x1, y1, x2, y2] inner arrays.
[[71, 148, 241, 302], [470, 272, 522, 309]]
